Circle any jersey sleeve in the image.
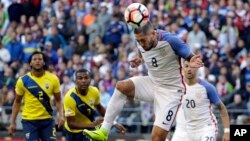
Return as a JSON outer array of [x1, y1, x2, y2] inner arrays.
[[166, 35, 192, 59], [64, 95, 76, 117], [15, 78, 25, 96], [53, 75, 61, 94], [200, 80, 221, 105]]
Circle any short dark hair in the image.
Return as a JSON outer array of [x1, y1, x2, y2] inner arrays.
[[75, 69, 92, 78], [28, 51, 48, 70], [134, 22, 154, 34], [28, 51, 47, 64]]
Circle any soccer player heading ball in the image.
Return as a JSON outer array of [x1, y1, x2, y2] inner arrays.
[[83, 3, 203, 141]]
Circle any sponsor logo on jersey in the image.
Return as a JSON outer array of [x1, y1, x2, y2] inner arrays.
[[27, 86, 38, 89]]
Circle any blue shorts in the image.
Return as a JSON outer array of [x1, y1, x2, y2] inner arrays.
[[65, 128, 90, 141], [22, 118, 56, 141]]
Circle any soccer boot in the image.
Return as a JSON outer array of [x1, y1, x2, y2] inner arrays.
[[83, 127, 109, 141]]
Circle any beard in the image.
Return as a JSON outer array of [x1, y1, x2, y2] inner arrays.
[[144, 40, 156, 51]]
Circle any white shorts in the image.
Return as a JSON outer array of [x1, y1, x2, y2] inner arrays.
[[130, 76, 184, 131], [171, 127, 189, 141], [187, 125, 218, 141]]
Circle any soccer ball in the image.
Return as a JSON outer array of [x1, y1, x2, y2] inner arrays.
[[124, 3, 149, 28]]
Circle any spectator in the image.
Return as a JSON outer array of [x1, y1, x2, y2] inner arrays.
[[99, 84, 111, 108], [45, 25, 67, 50], [216, 75, 233, 97], [7, 0, 25, 23], [0, 2, 9, 36], [63, 37, 76, 60], [187, 22, 207, 51], [5, 32, 23, 63], [2, 66, 15, 89], [227, 94, 248, 123], [86, 15, 100, 46], [97, 2, 112, 38], [75, 35, 88, 55], [0, 42, 11, 73], [60, 74, 75, 100], [1, 90, 14, 125], [83, 7, 97, 27], [43, 41, 58, 65], [241, 57, 250, 88], [22, 33, 40, 63], [104, 13, 127, 47], [0, 85, 8, 105]]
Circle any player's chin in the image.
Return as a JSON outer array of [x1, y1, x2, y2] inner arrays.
[[144, 46, 152, 51], [33, 66, 43, 70], [80, 85, 89, 89]]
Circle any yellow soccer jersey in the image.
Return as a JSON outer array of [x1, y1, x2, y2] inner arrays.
[[15, 71, 60, 120], [64, 86, 101, 133]]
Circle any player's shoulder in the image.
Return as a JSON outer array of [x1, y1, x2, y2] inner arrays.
[[16, 73, 30, 85], [157, 29, 176, 41], [88, 86, 100, 93], [88, 86, 100, 96], [198, 79, 216, 91], [64, 88, 77, 103], [44, 71, 59, 79], [64, 87, 76, 97]]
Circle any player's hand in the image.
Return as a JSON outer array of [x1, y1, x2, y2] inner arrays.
[[8, 122, 16, 136], [129, 57, 143, 68], [93, 118, 104, 126], [222, 133, 230, 141], [57, 116, 65, 128], [113, 123, 126, 135], [189, 55, 204, 68]]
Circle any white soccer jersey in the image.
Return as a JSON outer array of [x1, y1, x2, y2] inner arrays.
[[137, 30, 191, 90], [182, 79, 221, 131]]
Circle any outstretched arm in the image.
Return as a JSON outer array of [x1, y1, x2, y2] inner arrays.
[[166, 34, 203, 68]]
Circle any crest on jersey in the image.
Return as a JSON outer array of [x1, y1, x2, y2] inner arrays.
[[89, 99, 94, 107], [195, 91, 202, 98], [160, 48, 168, 56], [45, 83, 50, 89], [65, 109, 73, 116]]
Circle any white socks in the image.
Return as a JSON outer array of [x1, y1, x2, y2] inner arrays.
[[101, 89, 127, 130]]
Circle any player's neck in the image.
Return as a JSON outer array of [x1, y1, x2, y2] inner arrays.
[[31, 69, 45, 77], [185, 78, 198, 86], [76, 87, 88, 96]]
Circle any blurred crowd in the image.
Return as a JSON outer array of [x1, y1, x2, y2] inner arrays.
[[0, 0, 250, 132]]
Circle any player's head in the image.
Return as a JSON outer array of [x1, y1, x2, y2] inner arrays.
[[134, 22, 157, 51], [75, 69, 91, 91], [183, 60, 198, 79], [29, 51, 47, 71]]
